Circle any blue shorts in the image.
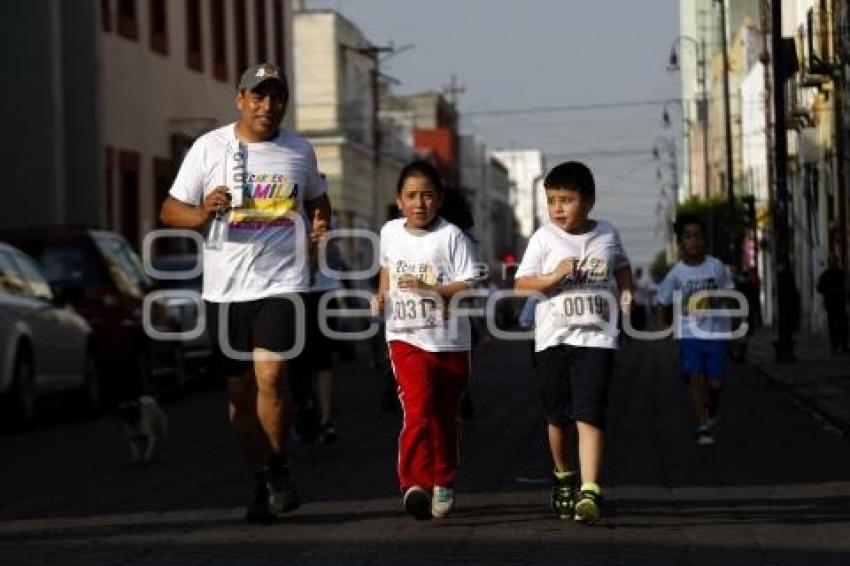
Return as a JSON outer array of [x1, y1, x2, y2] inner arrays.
[[678, 339, 727, 383]]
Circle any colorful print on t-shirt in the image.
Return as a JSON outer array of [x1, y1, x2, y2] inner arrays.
[[681, 277, 719, 313], [230, 172, 299, 230]]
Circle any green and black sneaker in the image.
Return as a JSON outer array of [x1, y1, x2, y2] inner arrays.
[[551, 471, 578, 520], [574, 487, 602, 525]]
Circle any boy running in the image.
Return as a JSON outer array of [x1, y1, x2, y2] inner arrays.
[[656, 214, 735, 446], [515, 161, 632, 525]]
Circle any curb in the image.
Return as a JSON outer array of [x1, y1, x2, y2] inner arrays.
[[750, 362, 850, 439]]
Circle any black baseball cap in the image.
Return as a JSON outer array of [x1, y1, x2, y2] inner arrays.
[[237, 63, 289, 95]]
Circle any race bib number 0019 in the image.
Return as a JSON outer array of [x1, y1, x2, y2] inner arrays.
[[386, 291, 444, 331], [555, 291, 611, 328]]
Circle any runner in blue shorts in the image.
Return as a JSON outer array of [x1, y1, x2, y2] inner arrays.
[[657, 214, 736, 447]]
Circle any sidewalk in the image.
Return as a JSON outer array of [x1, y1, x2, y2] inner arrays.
[[748, 326, 850, 436]]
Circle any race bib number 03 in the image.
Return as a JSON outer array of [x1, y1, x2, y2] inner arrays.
[[387, 290, 444, 331], [555, 291, 611, 328]]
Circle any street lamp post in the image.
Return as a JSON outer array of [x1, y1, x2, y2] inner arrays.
[[716, 0, 737, 260], [654, 137, 679, 260], [662, 99, 693, 197], [669, 34, 714, 253]]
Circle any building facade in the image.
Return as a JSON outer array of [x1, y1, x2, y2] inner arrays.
[[2, 0, 295, 251], [491, 150, 545, 252]]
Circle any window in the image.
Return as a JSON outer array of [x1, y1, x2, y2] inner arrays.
[[255, 0, 267, 62], [117, 0, 138, 41], [234, 0, 248, 79], [11, 253, 53, 300], [186, 0, 203, 72], [153, 157, 172, 227], [0, 252, 29, 297], [211, 0, 228, 81], [273, 0, 284, 65], [118, 150, 141, 251], [101, 0, 113, 32], [39, 244, 108, 286], [93, 235, 152, 297], [149, 0, 168, 55]]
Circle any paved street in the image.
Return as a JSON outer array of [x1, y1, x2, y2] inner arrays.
[[1, 338, 848, 566]]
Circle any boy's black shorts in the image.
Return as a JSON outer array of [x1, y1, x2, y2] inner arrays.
[[533, 344, 615, 429], [205, 295, 305, 379]]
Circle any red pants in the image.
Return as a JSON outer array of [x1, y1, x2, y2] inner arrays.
[[388, 341, 469, 491]]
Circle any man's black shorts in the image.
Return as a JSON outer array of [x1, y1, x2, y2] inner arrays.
[[533, 344, 615, 429], [205, 295, 305, 379]]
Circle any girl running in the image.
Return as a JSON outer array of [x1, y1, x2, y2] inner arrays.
[[372, 160, 478, 520]]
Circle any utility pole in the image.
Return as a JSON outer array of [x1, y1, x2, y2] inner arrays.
[[833, 0, 848, 268], [442, 74, 466, 107], [758, 0, 774, 328], [700, 37, 714, 254], [716, 0, 737, 261], [770, 0, 795, 361]]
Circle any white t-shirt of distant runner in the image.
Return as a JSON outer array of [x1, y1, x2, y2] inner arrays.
[[380, 217, 477, 352], [515, 220, 630, 351], [169, 123, 326, 302], [655, 255, 734, 339]]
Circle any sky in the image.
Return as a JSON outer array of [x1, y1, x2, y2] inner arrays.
[[308, 0, 682, 268]]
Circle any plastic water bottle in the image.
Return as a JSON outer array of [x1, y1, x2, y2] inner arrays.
[[206, 206, 228, 251]]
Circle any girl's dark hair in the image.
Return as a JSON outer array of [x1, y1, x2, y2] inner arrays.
[[396, 160, 445, 194]]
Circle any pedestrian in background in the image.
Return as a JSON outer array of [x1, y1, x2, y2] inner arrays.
[[816, 256, 849, 354], [372, 160, 478, 521], [515, 161, 633, 525]]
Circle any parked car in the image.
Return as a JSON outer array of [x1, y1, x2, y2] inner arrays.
[[150, 254, 213, 380], [0, 228, 187, 401], [0, 243, 100, 428]]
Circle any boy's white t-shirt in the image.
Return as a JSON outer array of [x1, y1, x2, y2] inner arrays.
[[655, 255, 734, 339], [515, 220, 630, 351], [169, 124, 326, 302], [380, 217, 477, 352]]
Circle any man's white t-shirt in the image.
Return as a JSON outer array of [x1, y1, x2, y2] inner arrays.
[[515, 220, 630, 351], [380, 217, 477, 352], [169, 124, 326, 302], [656, 255, 734, 339]]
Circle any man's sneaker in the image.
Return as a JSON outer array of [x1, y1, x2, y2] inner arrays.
[[574, 490, 602, 525], [432, 486, 454, 519], [551, 472, 578, 520], [403, 486, 432, 520], [245, 472, 274, 523], [318, 421, 339, 445], [696, 425, 716, 447], [267, 460, 301, 517]]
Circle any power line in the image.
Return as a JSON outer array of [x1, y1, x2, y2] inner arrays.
[[464, 98, 681, 117]]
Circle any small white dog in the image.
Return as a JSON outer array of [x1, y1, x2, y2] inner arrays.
[[117, 396, 168, 464]]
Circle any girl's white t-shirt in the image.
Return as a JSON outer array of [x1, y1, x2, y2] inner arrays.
[[380, 217, 477, 352], [169, 124, 326, 302], [515, 220, 630, 351]]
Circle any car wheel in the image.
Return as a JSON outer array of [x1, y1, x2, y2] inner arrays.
[[79, 351, 101, 417], [3, 351, 36, 430]]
